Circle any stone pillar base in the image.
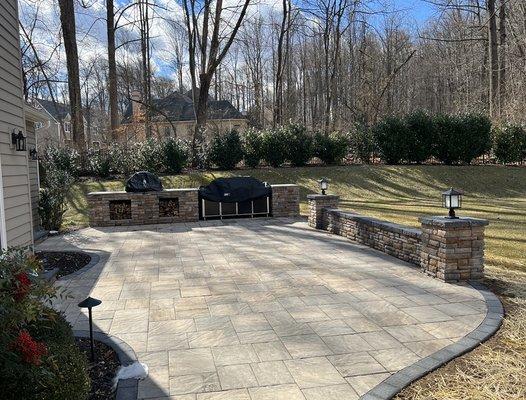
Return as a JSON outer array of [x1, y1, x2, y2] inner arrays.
[[307, 194, 340, 229], [419, 216, 489, 282]]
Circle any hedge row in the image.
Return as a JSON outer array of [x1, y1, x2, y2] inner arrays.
[[39, 115, 525, 180]]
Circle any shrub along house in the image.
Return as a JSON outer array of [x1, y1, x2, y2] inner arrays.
[[0, 0, 46, 248], [119, 90, 248, 142]]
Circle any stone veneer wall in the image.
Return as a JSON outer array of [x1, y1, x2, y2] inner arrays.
[[88, 189, 199, 227], [323, 209, 422, 265], [308, 194, 488, 283], [88, 184, 300, 227], [271, 184, 300, 217]]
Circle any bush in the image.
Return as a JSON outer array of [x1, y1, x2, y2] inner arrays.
[[282, 123, 313, 167], [40, 146, 80, 179], [209, 130, 244, 170], [106, 144, 136, 176], [434, 114, 492, 164], [373, 116, 411, 164], [404, 110, 435, 163], [493, 125, 526, 164], [0, 249, 90, 400], [38, 167, 75, 231], [136, 138, 164, 173], [314, 131, 350, 165], [86, 149, 112, 178], [348, 128, 373, 163], [242, 128, 263, 168], [261, 128, 287, 167], [162, 138, 188, 173]]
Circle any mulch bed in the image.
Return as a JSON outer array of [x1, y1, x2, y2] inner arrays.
[[75, 338, 121, 400], [35, 251, 91, 278]]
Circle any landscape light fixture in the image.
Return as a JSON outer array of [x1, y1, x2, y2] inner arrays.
[[319, 178, 329, 195], [442, 188, 462, 219], [78, 296, 102, 361], [29, 147, 38, 160], [11, 130, 26, 152]]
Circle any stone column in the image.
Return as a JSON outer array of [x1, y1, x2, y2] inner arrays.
[[419, 216, 489, 282], [307, 194, 340, 229]]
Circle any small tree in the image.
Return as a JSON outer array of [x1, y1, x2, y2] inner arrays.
[[242, 128, 263, 169], [209, 130, 244, 170], [283, 123, 313, 167]]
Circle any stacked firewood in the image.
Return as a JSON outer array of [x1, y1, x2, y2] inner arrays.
[[109, 200, 131, 220], [159, 198, 179, 217]]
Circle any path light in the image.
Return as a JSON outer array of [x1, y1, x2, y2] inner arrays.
[[442, 188, 462, 219], [78, 296, 102, 361], [319, 177, 329, 195]]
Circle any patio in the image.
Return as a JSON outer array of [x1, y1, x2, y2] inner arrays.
[[39, 218, 489, 400]]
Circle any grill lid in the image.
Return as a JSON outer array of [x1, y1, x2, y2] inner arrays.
[[199, 177, 271, 203], [125, 171, 163, 192]]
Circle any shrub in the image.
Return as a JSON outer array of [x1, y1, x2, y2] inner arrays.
[[86, 149, 112, 178], [493, 125, 526, 164], [40, 146, 80, 179], [209, 130, 244, 170], [107, 144, 136, 176], [282, 123, 313, 167], [372, 116, 411, 164], [261, 128, 287, 167], [162, 137, 188, 173], [38, 167, 75, 231], [313, 131, 350, 165], [348, 128, 373, 163], [0, 249, 89, 400], [136, 138, 164, 173], [404, 110, 435, 163], [434, 113, 492, 164], [242, 128, 263, 168]]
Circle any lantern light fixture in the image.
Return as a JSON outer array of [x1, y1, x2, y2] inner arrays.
[[11, 130, 26, 152], [78, 296, 102, 361], [442, 188, 462, 219], [29, 147, 38, 161], [319, 177, 329, 195]]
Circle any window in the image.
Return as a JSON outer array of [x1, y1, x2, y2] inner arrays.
[[164, 125, 172, 137], [64, 122, 71, 133], [35, 122, 43, 130]]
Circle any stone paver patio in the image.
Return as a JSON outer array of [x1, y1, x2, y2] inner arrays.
[[39, 218, 488, 399]]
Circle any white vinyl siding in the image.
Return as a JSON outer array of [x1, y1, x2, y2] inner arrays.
[[0, 0, 33, 248]]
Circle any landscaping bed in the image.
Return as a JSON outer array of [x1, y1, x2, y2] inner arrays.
[[35, 251, 91, 278], [75, 338, 120, 400]]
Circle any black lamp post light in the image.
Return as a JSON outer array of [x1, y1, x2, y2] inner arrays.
[[78, 296, 102, 362], [319, 177, 329, 195], [442, 188, 462, 219], [11, 129, 27, 151]]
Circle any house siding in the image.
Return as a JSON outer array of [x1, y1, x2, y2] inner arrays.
[[0, 0, 33, 248], [25, 119, 40, 234]]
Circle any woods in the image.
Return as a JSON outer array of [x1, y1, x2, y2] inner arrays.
[[18, 0, 525, 153]]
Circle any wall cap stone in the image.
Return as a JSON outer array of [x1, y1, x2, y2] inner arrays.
[[419, 216, 489, 227], [307, 194, 340, 200], [271, 184, 299, 188], [88, 188, 198, 196]]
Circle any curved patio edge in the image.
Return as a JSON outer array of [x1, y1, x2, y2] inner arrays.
[[360, 281, 504, 400], [73, 329, 139, 400]]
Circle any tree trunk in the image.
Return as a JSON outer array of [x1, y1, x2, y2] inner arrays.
[[488, 0, 499, 118], [107, 0, 119, 136], [58, 0, 86, 153], [498, 1, 506, 116], [274, 0, 288, 127]]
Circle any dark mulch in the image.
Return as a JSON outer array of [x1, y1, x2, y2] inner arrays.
[[75, 338, 121, 400], [35, 251, 91, 278]]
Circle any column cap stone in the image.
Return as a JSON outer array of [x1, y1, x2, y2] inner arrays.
[[307, 194, 340, 200], [419, 216, 489, 227]]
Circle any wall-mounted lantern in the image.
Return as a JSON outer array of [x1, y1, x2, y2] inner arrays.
[[11, 130, 27, 152], [318, 177, 329, 195], [442, 188, 462, 219], [29, 147, 38, 161]]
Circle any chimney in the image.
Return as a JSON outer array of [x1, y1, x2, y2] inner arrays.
[[131, 90, 142, 121]]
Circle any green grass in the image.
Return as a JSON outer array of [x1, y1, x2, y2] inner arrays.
[[66, 165, 526, 272]]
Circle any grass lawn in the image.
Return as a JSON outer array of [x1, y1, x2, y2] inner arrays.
[[65, 165, 525, 399]]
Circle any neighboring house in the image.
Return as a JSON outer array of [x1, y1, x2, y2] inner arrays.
[[119, 90, 248, 142], [33, 99, 107, 149], [0, 0, 41, 248]]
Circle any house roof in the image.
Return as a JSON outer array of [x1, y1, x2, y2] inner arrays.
[[122, 91, 244, 124], [35, 99, 70, 122]]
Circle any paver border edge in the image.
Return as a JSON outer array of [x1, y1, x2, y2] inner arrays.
[[73, 329, 139, 400], [360, 281, 504, 400]]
